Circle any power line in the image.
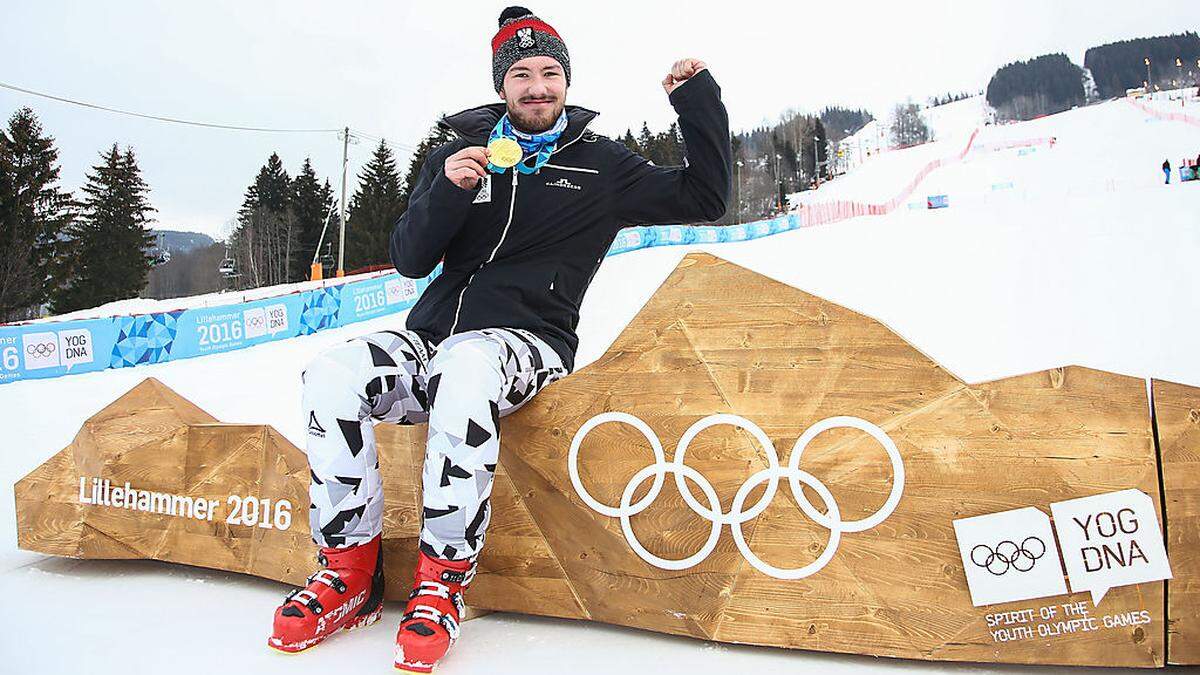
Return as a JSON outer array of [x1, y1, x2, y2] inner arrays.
[[349, 129, 419, 153], [0, 80, 430, 155], [0, 80, 342, 134]]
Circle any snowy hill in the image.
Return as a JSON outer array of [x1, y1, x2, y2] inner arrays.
[[2, 93, 1199, 674], [152, 229, 216, 254]]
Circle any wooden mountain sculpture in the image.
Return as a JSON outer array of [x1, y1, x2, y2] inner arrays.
[[15, 252, 1198, 667]]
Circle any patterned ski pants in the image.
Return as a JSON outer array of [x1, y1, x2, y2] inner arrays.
[[301, 327, 568, 561]]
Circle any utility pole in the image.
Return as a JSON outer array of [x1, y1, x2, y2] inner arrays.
[[774, 152, 783, 211], [1145, 57, 1152, 92], [1177, 58, 1185, 106], [813, 135, 821, 188], [337, 126, 349, 277]]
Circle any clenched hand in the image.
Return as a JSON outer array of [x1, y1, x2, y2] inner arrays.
[[662, 58, 708, 95], [444, 147, 490, 190]]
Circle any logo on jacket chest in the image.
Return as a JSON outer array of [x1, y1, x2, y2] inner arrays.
[[473, 175, 492, 204], [545, 177, 583, 191]]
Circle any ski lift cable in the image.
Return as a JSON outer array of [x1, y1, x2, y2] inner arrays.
[[0, 80, 342, 134], [3, 79, 443, 175]]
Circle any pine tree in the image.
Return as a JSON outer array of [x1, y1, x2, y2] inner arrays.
[[637, 123, 656, 163], [400, 125, 454, 215], [722, 134, 744, 225], [229, 153, 294, 288], [0, 108, 75, 321], [654, 123, 685, 165], [51, 144, 155, 313], [986, 54, 1086, 121], [291, 158, 335, 281], [813, 118, 829, 180], [620, 129, 639, 155], [238, 152, 291, 220], [345, 139, 404, 270]]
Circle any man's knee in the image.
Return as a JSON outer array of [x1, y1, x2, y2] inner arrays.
[[426, 335, 505, 399], [301, 341, 371, 408]]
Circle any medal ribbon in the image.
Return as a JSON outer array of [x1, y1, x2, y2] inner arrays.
[[486, 110, 567, 174]]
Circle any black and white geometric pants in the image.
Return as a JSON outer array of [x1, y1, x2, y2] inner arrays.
[[301, 327, 568, 561]]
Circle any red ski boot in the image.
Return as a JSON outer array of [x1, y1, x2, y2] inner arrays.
[[268, 535, 385, 653], [393, 551, 476, 673]]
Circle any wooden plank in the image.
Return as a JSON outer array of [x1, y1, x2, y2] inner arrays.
[[13, 254, 1176, 666], [1151, 378, 1200, 665]]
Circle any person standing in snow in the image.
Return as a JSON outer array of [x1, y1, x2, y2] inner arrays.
[[1163, 158, 1172, 184], [269, 6, 731, 673]]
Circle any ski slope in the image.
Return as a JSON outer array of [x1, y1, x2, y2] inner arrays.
[[3, 94, 1200, 674]]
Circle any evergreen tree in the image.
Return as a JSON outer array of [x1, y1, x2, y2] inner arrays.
[[620, 129, 640, 155], [819, 107, 874, 143], [0, 107, 74, 321], [636, 123, 655, 163], [291, 158, 336, 281], [345, 139, 404, 270], [986, 54, 1086, 121], [238, 152, 291, 220], [51, 144, 155, 313], [228, 153, 295, 289], [724, 135, 744, 225], [813, 118, 829, 180], [400, 124, 454, 215], [1085, 32, 1200, 98], [653, 122, 685, 165]]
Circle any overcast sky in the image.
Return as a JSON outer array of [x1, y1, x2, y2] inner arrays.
[[3, 1, 1198, 240]]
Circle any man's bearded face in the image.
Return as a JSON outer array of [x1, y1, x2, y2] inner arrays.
[[500, 56, 567, 133]]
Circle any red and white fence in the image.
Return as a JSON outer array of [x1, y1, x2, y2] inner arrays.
[[1127, 98, 1200, 128], [800, 129, 980, 227]]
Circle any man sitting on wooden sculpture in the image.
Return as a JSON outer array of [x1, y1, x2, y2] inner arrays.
[[269, 6, 732, 672]]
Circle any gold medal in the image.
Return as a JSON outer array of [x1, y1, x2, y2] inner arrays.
[[487, 137, 523, 169]]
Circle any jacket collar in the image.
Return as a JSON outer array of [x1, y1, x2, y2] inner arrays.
[[439, 103, 599, 150]]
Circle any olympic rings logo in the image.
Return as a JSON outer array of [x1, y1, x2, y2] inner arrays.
[[568, 413, 905, 580], [969, 537, 1046, 576], [26, 342, 57, 357]]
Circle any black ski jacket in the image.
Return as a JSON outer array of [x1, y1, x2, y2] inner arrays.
[[390, 69, 731, 373]]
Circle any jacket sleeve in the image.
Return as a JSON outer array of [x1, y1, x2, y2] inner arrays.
[[610, 69, 732, 225], [389, 142, 477, 278]]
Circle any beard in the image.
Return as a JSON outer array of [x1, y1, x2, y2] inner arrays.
[[506, 97, 565, 133]]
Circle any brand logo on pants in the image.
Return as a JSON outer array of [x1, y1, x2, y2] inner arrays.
[[307, 411, 326, 437]]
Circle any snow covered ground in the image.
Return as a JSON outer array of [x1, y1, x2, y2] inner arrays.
[[3, 94, 1200, 673]]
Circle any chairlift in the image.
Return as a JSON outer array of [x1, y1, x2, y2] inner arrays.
[[218, 243, 240, 278], [150, 233, 171, 266]]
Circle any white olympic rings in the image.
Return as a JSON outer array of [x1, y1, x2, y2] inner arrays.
[[568, 412, 905, 580]]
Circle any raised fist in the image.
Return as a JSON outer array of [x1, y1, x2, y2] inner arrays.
[[662, 58, 708, 95]]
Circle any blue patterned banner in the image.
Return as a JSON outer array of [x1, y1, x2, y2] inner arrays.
[[0, 272, 436, 385], [0, 214, 802, 385]]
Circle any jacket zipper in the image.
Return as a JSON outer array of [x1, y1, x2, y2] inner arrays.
[[445, 117, 596, 336], [449, 170, 519, 335]]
